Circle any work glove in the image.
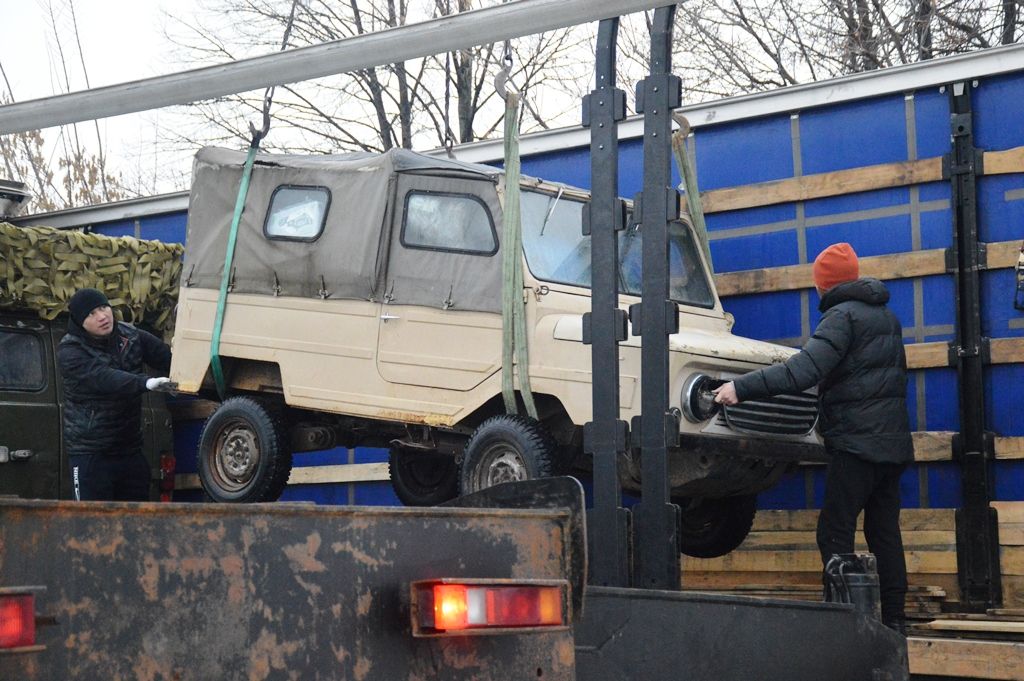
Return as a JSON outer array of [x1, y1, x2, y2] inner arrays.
[[146, 377, 175, 392]]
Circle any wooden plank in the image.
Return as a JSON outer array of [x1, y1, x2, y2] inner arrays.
[[1001, 546, 1024, 577], [683, 548, 956, 574], [714, 248, 945, 297], [738, 529, 954, 551], [681, 569, 960, 596], [713, 240, 1019, 298], [681, 570, 822, 589], [700, 157, 943, 214], [942, 612, 1024, 622], [1004, 576, 1024, 610], [1000, 527, 1024, 546], [911, 434, 1024, 462], [915, 431, 955, 461], [997, 438, 1024, 461], [175, 462, 390, 490], [908, 637, 1024, 680], [917, 619, 1024, 634], [714, 262, 814, 298], [907, 341, 951, 369], [985, 146, 1024, 176], [991, 337, 1024, 365], [993, 503, 1024, 524], [750, 508, 956, 533], [988, 240, 1023, 269], [990, 609, 1024, 617], [699, 146, 1021, 216]]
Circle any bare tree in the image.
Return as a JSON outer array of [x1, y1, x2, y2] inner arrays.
[[163, 0, 590, 154], [0, 0, 127, 213], [0, 92, 124, 213], [616, 0, 1023, 104]]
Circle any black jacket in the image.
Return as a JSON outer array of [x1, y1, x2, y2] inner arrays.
[[58, 320, 172, 457], [733, 278, 913, 464]]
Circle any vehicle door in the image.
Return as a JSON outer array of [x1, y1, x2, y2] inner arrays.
[[376, 174, 504, 391], [0, 316, 62, 499]]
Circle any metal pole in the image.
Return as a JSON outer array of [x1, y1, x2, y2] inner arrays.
[[630, 5, 682, 591], [947, 80, 1002, 611], [582, 18, 631, 587], [0, 0, 669, 135]]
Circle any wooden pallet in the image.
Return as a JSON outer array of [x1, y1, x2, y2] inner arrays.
[[908, 637, 1024, 680], [680, 503, 1024, 612]]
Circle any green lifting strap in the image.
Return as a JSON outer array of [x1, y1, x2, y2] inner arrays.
[[500, 92, 538, 419], [671, 121, 714, 274], [210, 143, 260, 399]]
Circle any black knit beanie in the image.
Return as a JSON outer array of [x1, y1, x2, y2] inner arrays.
[[68, 288, 110, 326]]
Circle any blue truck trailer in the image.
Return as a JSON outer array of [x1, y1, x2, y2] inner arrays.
[[0, 7, 932, 679], [9, 38, 1024, 610]]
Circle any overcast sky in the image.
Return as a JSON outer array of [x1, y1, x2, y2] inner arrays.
[[2, 0, 194, 99], [1, 0, 202, 195]]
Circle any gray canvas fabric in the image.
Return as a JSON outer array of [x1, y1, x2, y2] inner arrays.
[[385, 173, 503, 313], [183, 146, 504, 309]]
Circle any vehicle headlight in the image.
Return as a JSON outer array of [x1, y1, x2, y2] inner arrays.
[[681, 373, 724, 423]]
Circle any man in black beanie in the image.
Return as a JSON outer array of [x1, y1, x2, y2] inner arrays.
[[59, 287, 173, 501]]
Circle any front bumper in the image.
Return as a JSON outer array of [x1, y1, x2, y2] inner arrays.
[[621, 433, 827, 498]]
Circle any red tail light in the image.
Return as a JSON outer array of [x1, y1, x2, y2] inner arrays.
[[159, 452, 176, 502], [0, 594, 35, 650], [412, 580, 567, 636]]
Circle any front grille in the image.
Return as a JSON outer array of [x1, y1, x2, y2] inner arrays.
[[719, 392, 818, 436]]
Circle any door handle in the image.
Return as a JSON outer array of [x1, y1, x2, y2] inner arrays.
[[380, 313, 401, 322]]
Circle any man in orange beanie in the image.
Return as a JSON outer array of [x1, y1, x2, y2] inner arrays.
[[713, 243, 913, 634]]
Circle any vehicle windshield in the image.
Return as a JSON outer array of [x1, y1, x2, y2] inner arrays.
[[520, 189, 716, 308]]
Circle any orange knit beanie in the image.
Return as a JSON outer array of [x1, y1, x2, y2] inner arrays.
[[812, 243, 859, 292]]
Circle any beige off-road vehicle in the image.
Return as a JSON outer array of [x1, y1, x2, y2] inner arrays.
[[171, 147, 823, 557]]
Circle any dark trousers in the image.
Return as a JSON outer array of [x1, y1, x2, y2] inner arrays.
[[816, 451, 908, 623], [70, 452, 151, 501]]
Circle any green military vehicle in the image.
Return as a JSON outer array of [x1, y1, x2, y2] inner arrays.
[[0, 220, 180, 501]]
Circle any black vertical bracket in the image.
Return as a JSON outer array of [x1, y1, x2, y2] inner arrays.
[[946, 80, 1002, 611], [630, 5, 682, 591], [581, 17, 632, 587]]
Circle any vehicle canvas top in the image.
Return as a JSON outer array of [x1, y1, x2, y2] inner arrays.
[[184, 146, 506, 312]]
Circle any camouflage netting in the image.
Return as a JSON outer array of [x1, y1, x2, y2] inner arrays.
[[0, 222, 183, 336]]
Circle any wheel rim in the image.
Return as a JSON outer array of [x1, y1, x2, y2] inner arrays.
[[209, 418, 261, 492], [471, 442, 529, 490]]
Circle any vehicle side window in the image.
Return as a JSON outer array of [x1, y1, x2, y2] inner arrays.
[[0, 330, 45, 391], [264, 185, 331, 241], [401, 191, 498, 255]]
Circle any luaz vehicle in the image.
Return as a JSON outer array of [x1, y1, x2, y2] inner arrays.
[[171, 147, 824, 556]]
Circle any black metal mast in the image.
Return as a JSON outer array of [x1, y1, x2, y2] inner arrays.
[[582, 18, 632, 587], [947, 80, 1002, 610], [630, 5, 683, 590]]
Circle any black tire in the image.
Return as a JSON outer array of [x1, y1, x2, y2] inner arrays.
[[460, 414, 560, 494], [388, 447, 459, 506], [197, 396, 292, 503], [676, 494, 757, 558]]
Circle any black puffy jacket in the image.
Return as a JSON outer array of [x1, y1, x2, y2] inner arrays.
[[733, 278, 913, 464], [58, 320, 172, 457]]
